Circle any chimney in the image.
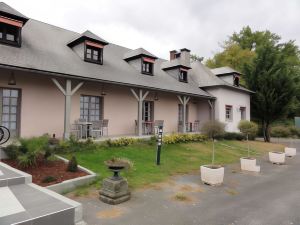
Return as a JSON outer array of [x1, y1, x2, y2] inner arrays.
[[180, 48, 191, 66], [170, 50, 177, 60]]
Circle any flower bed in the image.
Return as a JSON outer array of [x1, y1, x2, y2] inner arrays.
[[2, 157, 88, 187]]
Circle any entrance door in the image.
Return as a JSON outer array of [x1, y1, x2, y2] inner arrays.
[[143, 101, 154, 122], [0, 88, 20, 137]]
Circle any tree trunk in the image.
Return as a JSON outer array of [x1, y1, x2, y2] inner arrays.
[[263, 121, 271, 142]]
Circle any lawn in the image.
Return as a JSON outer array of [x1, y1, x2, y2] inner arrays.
[[61, 139, 284, 193]]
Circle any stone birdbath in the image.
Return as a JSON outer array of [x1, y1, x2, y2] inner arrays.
[[99, 158, 131, 205]]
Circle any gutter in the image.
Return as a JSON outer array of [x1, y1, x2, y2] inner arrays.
[[0, 63, 215, 100]]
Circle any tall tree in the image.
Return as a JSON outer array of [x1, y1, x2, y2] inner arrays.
[[244, 42, 298, 141]]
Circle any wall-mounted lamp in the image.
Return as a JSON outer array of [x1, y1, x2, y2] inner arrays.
[[8, 72, 16, 85], [154, 92, 159, 101], [101, 85, 106, 96]]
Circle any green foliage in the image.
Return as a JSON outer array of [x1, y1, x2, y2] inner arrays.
[[216, 132, 245, 141], [19, 135, 49, 154], [288, 126, 300, 137], [55, 137, 97, 153], [106, 137, 137, 147], [190, 54, 204, 63], [270, 126, 291, 138], [3, 144, 19, 160], [17, 151, 38, 168], [201, 121, 225, 139], [162, 133, 207, 144], [238, 120, 258, 137], [67, 156, 78, 172], [42, 176, 57, 183]]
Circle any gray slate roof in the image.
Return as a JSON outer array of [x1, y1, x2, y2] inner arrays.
[[67, 30, 109, 47], [0, 19, 211, 98], [211, 66, 241, 76], [190, 62, 253, 93], [123, 48, 157, 60], [0, 2, 28, 21]]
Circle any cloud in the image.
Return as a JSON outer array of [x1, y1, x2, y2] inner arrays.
[[7, 0, 300, 59]]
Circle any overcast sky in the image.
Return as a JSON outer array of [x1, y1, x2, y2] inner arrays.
[[7, 0, 300, 60]]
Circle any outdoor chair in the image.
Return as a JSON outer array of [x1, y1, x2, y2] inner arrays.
[[90, 121, 102, 139], [102, 119, 109, 136], [193, 120, 200, 132], [70, 123, 81, 139]]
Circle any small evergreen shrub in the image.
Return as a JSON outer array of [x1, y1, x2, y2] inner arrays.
[[270, 126, 291, 138], [201, 121, 225, 139], [288, 126, 300, 138], [106, 137, 137, 147], [3, 144, 20, 160], [67, 156, 78, 172], [42, 176, 57, 183], [217, 132, 245, 141], [163, 133, 207, 144], [238, 120, 258, 138]]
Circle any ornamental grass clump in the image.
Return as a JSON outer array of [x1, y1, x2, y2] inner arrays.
[[67, 156, 78, 172], [201, 120, 225, 165], [238, 120, 258, 157]]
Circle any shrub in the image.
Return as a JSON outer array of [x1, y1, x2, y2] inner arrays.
[[288, 126, 300, 138], [238, 120, 258, 138], [17, 151, 38, 168], [106, 137, 137, 147], [19, 135, 49, 154], [270, 126, 291, 138], [163, 133, 207, 144], [217, 132, 245, 141], [67, 156, 78, 172], [42, 176, 57, 183], [201, 121, 225, 139], [55, 137, 97, 153], [3, 144, 20, 160]]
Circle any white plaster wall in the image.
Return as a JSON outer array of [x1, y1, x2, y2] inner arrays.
[[205, 87, 250, 132], [218, 75, 233, 85]]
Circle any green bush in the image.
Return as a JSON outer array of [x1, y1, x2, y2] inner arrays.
[[288, 126, 300, 137], [270, 126, 291, 138], [42, 176, 57, 183], [67, 156, 78, 172], [201, 121, 225, 139], [163, 133, 207, 144], [216, 132, 245, 141], [17, 151, 38, 168], [3, 144, 20, 160], [55, 137, 97, 153], [238, 120, 258, 138], [106, 137, 137, 147]]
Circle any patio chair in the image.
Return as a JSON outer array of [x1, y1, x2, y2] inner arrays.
[[154, 120, 164, 134], [90, 121, 102, 139], [102, 119, 109, 136], [70, 123, 81, 139], [77, 118, 88, 138], [193, 120, 200, 132]]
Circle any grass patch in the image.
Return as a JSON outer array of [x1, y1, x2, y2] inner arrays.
[[60, 140, 283, 193]]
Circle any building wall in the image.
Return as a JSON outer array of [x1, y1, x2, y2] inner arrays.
[[0, 69, 207, 138], [205, 87, 250, 132]]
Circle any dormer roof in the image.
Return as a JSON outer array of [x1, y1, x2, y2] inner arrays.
[[67, 30, 109, 47], [0, 2, 29, 24], [211, 66, 242, 76], [123, 48, 157, 61]]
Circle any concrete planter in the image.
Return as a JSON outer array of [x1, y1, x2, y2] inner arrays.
[[200, 165, 224, 186], [240, 157, 260, 172], [285, 147, 296, 157], [269, 152, 285, 164]]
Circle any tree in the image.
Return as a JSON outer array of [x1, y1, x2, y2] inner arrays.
[[238, 120, 258, 157], [190, 54, 204, 63], [244, 42, 298, 141], [201, 120, 225, 165]]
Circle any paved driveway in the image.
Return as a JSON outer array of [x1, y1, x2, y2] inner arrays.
[[75, 140, 300, 225]]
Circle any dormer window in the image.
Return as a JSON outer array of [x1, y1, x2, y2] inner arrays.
[[84, 41, 103, 65], [234, 76, 240, 86], [179, 68, 188, 82], [0, 17, 23, 47], [142, 57, 154, 75]]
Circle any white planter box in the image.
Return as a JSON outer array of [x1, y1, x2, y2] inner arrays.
[[285, 147, 296, 157], [240, 157, 260, 172], [200, 165, 224, 186], [269, 152, 285, 164]]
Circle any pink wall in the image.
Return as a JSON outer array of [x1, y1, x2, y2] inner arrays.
[[0, 69, 209, 138]]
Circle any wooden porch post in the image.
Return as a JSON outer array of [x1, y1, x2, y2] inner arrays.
[[131, 88, 149, 136], [177, 95, 190, 133], [208, 99, 215, 121], [52, 78, 84, 139]]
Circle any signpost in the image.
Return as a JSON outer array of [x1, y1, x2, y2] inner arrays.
[[156, 125, 163, 165], [0, 126, 10, 161]]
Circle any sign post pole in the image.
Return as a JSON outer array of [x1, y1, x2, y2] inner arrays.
[[156, 125, 163, 165]]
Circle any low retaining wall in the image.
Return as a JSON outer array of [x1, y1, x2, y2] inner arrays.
[[46, 155, 98, 194]]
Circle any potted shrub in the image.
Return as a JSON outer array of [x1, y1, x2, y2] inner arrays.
[[269, 126, 288, 164], [269, 151, 285, 164], [200, 120, 225, 186], [238, 120, 260, 172], [285, 147, 296, 157]]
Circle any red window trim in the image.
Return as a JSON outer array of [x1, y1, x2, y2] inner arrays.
[[180, 68, 189, 72], [143, 57, 155, 63], [85, 41, 104, 49], [0, 16, 23, 28]]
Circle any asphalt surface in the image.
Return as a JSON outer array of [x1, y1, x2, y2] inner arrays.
[[77, 140, 300, 225]]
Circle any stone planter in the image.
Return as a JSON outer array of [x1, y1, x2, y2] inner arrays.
[[200, 165, 224, 186], [269, 151, 285, 164], [240, 157, 260, 172], [285, 147, 296, 157]]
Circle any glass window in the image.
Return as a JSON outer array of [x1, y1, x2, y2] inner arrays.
[[80, 95, 102, 122], [85, 45, 103, 64], [179, 70, 188, 82], [0, 23, 20, 46], [225, 105, 233, 121], [142, 61, 153, 75], [240, 107, 246, 120]]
